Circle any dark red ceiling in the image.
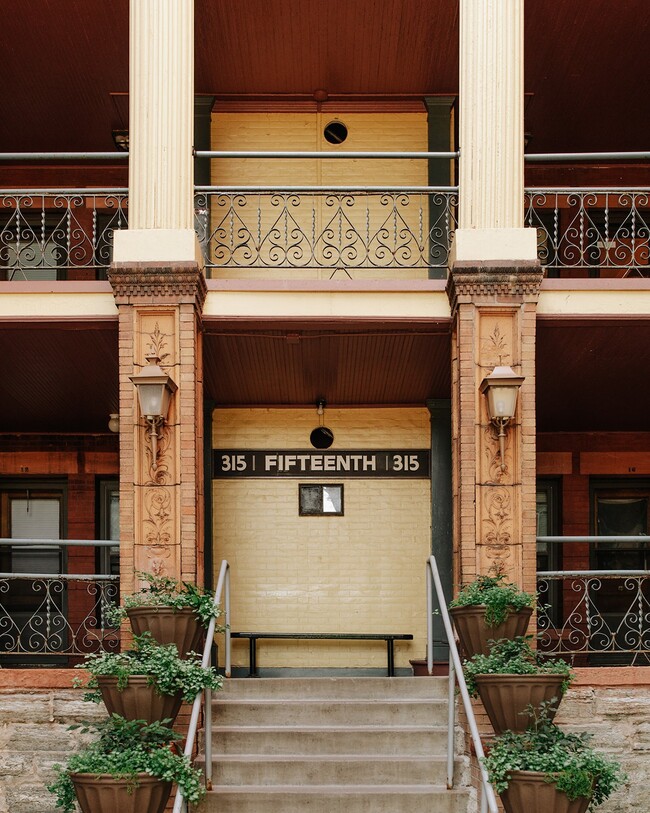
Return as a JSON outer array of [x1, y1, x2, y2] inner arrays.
[[202, 324, 451, 407], [0, 1, 647, 154], [0, 323, 119, 433], [1, 317, 649, 433], [536, 320, 650, 433]]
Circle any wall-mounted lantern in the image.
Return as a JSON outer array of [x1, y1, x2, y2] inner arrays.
[[479, 365, 524, 472], [129, 355, 177, 470]]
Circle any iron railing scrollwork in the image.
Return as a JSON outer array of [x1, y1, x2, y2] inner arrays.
[[537, 570, 650, 665], [0, 191, 128, 279], [195, 189, 458, 274], [525, 189, 650, 276], [0, 574, 120, 658]]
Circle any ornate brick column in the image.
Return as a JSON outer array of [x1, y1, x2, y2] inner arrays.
[[447, 263, 542, 593], [109, 265, 207, 594]]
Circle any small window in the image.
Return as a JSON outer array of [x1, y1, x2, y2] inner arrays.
[[323, 121, 348, 145], [299, 484, 344, 516]]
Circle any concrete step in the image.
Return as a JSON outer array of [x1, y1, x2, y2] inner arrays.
[[210, 724, 449, 755], [204, 753, 469, 786], [219, 677, 448, 700], [212, 698, 448, 726], [195, 784, 471, 813]]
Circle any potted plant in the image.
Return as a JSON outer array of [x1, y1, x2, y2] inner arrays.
[[449, 573, 535, 657], [463, 636, 573, 733], [483, 710, 625, 813], [76, 632, 222, 725], [48, 715, 206, 813], [108, 572, 223, 657]]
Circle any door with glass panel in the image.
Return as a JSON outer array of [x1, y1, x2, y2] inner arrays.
[[0, 487, 65, 660], [592, 485, 650, 663]]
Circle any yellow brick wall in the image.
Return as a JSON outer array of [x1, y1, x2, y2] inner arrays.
[[212, 407, 431, 671], [209, 112, 429, 281]]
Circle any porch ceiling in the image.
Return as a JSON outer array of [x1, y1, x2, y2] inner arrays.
[[0, 1, 647, 154], [536, 319, 650, 433], [0, 323, 119, 433], [203, 323, 451, 406]]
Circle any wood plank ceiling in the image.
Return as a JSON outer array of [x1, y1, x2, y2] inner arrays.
[[202, 326, 451, 407], [0, 0, 647, 153]]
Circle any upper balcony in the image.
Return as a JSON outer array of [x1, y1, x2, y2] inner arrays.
[[1, 151, 649, 283]]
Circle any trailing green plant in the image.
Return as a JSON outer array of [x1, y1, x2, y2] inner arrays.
[[482, 706, 626, 809], [47, 715, 206, 813], [449, 573, 535, 626], [106, 571, 222, 629], [76, 632, 222, 703], [462, 636, 573, 697]]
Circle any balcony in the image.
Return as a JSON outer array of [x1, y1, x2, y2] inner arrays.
[[0, 539, 119, 665], [1, 152, 648, 281], [537, 536, 650, 666]]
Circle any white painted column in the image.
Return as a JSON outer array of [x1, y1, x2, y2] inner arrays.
[[453, 0, 537, 262], [114, 0, 201, 264]]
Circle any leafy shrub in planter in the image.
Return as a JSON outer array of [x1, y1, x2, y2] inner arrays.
[[107, 571, 223, 629], [449, 573, 535, 626], [76, 632, 222, 704], [463, 636, 573, 698], [483, 710, 626, 809], [48, 715, 206, 813]]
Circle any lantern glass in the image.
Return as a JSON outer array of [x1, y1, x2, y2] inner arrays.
[[136, 383, 166, 419], [487, 385, 519, 421]]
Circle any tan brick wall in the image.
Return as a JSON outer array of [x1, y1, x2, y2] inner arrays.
[[209, 112, 429, 281], [212, 407, 431, 670]]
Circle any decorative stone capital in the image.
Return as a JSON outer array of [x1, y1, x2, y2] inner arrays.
[[109, 262, 208, 310], [446, 260, 543, 314]]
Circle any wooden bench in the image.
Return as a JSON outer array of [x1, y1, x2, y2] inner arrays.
[[230, 632, 413, 677]]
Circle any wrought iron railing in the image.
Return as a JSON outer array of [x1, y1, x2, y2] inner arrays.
[[525, 189, 650, 276], [0, 190, 128, 280], [0, 539, 119, 661], [195, 188, 457, 275], [537, 536, 650, 664], [1, 149, 649, 279]]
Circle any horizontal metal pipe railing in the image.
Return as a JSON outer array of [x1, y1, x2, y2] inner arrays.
[[3, 149, 650, 163], [2, 538, 116, 547], [526, 152, 650, 162], [195, 150, 458, 160], [0, 153, 128, 161], [537, 536, 649, 544], [195, 184, 457, 193]]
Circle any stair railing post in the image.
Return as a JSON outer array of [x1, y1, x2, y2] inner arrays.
[[447, 657, 455, 789], [204, 685, 213, 787]]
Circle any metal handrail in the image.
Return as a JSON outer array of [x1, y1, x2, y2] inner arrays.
[[526, 152, 650, 162], [0, 538, 119, 581], [196, 150, 458, 160], [537, 535, 649, 544], [426, 555, 498, 813], [195, 184, 457, 193], [1, 538, 116, 547], [538, 569, 650, 577], [172, 559, 231, 813]]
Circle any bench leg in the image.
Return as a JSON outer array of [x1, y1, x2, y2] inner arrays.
[[249, 638, 258, 677], [387, 640, 395, 677]]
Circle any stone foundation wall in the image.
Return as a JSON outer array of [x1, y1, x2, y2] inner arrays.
[[0, 686, 104, 813], [556, 682, 650, 813]]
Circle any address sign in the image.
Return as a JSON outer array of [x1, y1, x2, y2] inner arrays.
[[213, 449, 430, 479]]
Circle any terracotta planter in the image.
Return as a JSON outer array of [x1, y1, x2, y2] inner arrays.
[[126, 606, 203, 657], [450, 605, 532, 657], [475, 673, 564, 733], [500, 770, 590, 813], [97, 675, 183, 725], [71, 772, 172, 813]]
